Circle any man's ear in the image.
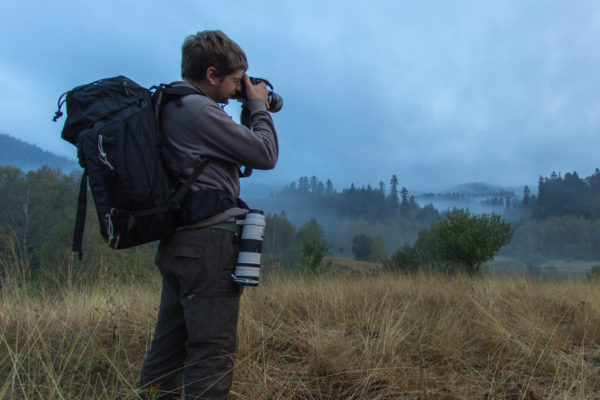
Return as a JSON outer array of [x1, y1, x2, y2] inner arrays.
[[205, 67, 219, 85]]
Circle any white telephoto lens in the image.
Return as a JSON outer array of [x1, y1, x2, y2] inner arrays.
[[232, 210, 265, 287]]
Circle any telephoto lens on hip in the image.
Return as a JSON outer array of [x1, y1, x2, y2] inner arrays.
[[232, 210, 266, 287]]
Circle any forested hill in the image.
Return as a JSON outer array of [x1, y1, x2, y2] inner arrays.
[[0, 133, 79, 172]]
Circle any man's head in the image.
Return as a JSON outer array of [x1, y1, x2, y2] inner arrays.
[[181, 30, 248, 81]]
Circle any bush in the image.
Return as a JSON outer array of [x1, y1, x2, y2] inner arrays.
[[430, 209, 513, 276]]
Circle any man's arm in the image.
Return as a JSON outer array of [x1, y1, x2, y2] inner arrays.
[[193, 98, 279, 170]]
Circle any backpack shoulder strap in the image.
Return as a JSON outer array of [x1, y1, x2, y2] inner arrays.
[[152, 83, 206, 117], [173, 159, 211, 202], [72, 170, 88, 260]]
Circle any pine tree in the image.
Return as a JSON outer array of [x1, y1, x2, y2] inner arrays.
[[389, 175, 399, 208], [400, 187, 409, 216], [522, 185, 531, 206]]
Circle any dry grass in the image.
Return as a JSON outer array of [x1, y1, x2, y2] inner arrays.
[[1, 270, 600, 399]]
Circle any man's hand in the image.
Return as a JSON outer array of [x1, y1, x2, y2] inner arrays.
[[244, 74, 270, 109]]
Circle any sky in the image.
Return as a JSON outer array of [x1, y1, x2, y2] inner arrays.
[[1, 0, 599, 193]]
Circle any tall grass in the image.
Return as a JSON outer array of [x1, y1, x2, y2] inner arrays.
[[1, 264, 599, 398]]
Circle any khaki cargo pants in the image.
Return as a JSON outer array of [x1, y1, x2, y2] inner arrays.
[[139, 228, 242, 400]]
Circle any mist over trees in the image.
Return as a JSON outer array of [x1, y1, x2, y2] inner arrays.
[[253, 175, 442, 258], [498, 169, 600, 266], [1, 164, 600, 282], [257, 170, 600, 273]]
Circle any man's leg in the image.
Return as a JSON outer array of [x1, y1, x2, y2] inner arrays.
[[165, 229, 242, 400], [181, 295, 240, 399], [139, 271, 187, 399]]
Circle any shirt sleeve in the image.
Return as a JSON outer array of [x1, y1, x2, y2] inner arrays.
[[193, 98, 279, 170]]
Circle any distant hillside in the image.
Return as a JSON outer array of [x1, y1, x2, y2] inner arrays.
[[0, 133, 79, 172]]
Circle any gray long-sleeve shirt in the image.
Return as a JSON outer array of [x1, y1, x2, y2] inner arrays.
[[161, 83, 278, 198], [160, 82, 279, 226]]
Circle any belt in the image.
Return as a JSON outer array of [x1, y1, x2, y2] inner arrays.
[[208, 221, 242, 234]]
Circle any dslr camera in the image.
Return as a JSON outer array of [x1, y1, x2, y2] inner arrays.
[[233, 77, 283, 113]]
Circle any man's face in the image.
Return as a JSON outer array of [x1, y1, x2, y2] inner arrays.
[[213, 70, 244, 104]]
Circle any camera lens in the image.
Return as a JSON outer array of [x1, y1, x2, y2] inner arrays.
[[268, 92, 283, 113]]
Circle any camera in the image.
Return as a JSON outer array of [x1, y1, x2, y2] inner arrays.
[[233, 77, 283, 113]]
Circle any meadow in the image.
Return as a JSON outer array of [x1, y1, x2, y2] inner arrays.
[[1, 265, 600, 399]]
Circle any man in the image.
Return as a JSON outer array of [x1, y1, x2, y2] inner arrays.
[[139, 30, 279, 399]]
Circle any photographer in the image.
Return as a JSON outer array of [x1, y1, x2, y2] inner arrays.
[[138, 30, 279, 399]]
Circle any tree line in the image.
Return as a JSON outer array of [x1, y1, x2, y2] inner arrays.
[[278, 175, 440, 223], [531, 169, 600, 219], [2, 165, 600, 283], [266, 169, 600, 273]]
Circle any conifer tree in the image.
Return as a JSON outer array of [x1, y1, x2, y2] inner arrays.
[[522, 185, 531, 206], [389, 175, 399, 208]]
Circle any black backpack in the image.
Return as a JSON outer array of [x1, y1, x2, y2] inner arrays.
[[53, 76, 240, 257]]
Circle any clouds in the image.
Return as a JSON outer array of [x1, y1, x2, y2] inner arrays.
[[1, 0, 599, 192]]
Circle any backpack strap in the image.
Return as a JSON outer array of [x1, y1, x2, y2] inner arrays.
[[173, 159, 211, 204], [129, 159, 211, 218], [152, 84, 206, 119], [72, 170, 88, 260]]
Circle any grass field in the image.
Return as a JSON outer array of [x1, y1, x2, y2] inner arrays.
[[1, 268, 600, 399]]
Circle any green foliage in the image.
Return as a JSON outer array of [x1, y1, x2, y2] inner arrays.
[[351, 234, 372, 261], [534, 169, 600, 219], [264, 212, 296, 254], [368, 234, 387, 262], [296, 218, 330, 273], [0, 165, 157, 288], [587, 265, 600, 281], [430, 209, 513, 275], [266, 215, 331, 272], [299, 236, 330, 274], [502, 216, 600, 261], [388, 210, 513, 276], [388, 229, 449, 273], [351, 233, 388, 262], [0, 166, 79, 267], [388, 244, 419, 273]]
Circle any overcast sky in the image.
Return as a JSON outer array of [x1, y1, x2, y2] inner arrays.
[[1, 0, 599, 192]]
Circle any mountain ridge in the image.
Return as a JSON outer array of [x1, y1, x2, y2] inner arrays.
[[0, 133, 79, 172]]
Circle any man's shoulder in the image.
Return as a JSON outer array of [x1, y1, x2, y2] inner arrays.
[[163, 83, 220, 116], [171, 82, 212, 105]]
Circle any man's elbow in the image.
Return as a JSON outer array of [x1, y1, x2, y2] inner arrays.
[[250, 150, 278, 170], [255, 156, 278, 170]]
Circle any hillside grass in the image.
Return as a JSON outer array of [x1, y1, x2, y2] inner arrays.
[[1, 270, 600, 399]]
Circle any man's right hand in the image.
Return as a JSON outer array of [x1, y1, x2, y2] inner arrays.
[[244, 74, 270, 109]]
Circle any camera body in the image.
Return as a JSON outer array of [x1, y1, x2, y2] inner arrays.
[[233, 77, 283, 113]]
